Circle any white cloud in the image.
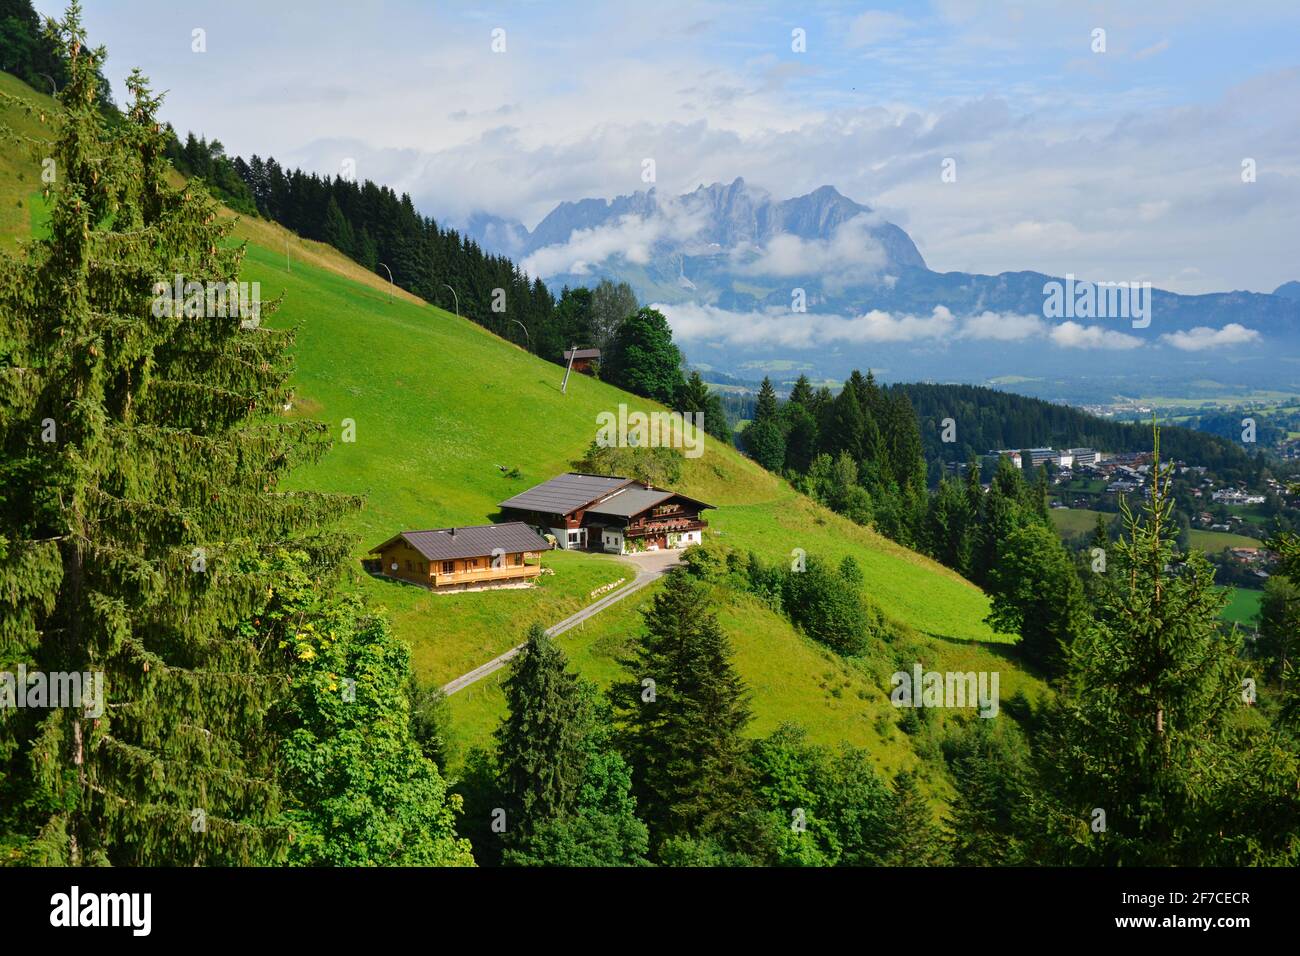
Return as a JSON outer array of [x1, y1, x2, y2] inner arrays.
[[64, 0, 1300, 296], [1160, 323, 1261, 351], [1049, 321, 1144, 350], [521, 198, 709, 276], [731, 215, 889, 292], [959, 311, 1046, 341], [658, 304, 1148, 352]]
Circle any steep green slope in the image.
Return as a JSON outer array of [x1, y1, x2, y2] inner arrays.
[[229, 241, 1038, 774], [1, 72, 1040, 784]]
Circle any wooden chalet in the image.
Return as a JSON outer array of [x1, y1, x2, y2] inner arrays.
[[562, 348, 600, 375], [499, 472, 712, 554], [368, 522, 551, 591]]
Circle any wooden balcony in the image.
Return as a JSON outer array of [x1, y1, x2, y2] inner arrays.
[[430, 563, 542, 588], [627, 519, 709, 535]]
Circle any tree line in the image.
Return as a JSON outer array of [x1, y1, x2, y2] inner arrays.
[[895, 382, 1257, 481], [744, 372, 929, 546]]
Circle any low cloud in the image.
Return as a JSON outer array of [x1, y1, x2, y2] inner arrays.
[[731, 215, 890, 293], [1160, 323, 1261, 351], [959, 310, 1046, 341], [1049, 321, 1144, 350], [521, 198, 709, 277], [659, 303, 1147, 352]]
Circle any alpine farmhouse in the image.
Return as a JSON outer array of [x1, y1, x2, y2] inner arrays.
[[368, 522, 552, 591], [499, 472, 712, 554]]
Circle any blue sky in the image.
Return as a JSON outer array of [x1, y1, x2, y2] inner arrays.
[[40, 0, 1300, 294]]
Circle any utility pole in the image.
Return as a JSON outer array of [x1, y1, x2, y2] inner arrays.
[[442, 283, 459, 318], [560, 345, 577, 394], [378, 263, 393, 302]]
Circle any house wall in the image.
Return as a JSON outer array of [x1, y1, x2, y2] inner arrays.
[[378, 541, 431, 584], [376, 544, 537, 587]]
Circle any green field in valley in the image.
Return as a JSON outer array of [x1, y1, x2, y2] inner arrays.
[[1048, 507, 1114, 536], [1220, 587, 1263, 627]]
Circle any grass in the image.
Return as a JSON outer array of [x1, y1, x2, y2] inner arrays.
[[226, 240, 1029, 772], [1220, 587, 1262, 627], [1188, 529, 1262, 552], [1049, 508, 1113, 536], [1050, 509, 1263, 554], [0, 73, 56, 256]]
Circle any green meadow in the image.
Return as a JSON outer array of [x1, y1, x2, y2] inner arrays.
[[1220, 587, 1263, 628]]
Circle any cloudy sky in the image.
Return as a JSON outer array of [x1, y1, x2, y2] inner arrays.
[[45, 0, 1300, 295]]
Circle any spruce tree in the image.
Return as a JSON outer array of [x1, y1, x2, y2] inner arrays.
[[495, 624, 588, 838], [753, 376, 779, 424], [822, 382, 865, 461], [0, 7, 357, 864], [1033, 426, 1249, 864], [944, 720, 1031, 866], [883, 770, 948, 866], [787, 373, 815, 408], [614, 570, 754, 848]]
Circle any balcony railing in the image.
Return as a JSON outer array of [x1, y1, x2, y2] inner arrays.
[[430, 563, 542, 587]]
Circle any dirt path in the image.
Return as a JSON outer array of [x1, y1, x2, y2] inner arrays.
[[440, 550, 680, 695]]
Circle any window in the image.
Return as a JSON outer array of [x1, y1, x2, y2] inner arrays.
[[442, 561, 454, 575]]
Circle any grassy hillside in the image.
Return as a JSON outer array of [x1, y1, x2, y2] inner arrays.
[[0, 72, 1040, 790], [0, 72, 54, 254]]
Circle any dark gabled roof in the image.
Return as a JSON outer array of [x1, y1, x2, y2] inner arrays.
[[563, 348, 601, 360], [499, 473, 634, 517], [584, 488, 674, 519], [370, 522, 552, 562], [587, 487, 715, 519]]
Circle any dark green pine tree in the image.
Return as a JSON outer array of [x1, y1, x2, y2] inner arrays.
[[753, 376, 780, 424], [743, 417, 786, 473], [0, 8, 358, 865], [883, 770, 948, 866], [821, 381, 865, 461], [614, 570, 755, 848], [884, 390, 927, 496], [787, 373, 815, 408], [944, 721, 1031, 866], [781, 401, 818, 473], [495, 624, 589, 839], [1033, 426, 1252, 864], [675, 370, 729, 443], [847, 370, 883, 466], [925, 476, 975, 577], [745, 372, 786, 473]]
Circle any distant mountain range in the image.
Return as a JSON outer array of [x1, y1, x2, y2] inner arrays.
[[462, 179, 1300, 400]]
